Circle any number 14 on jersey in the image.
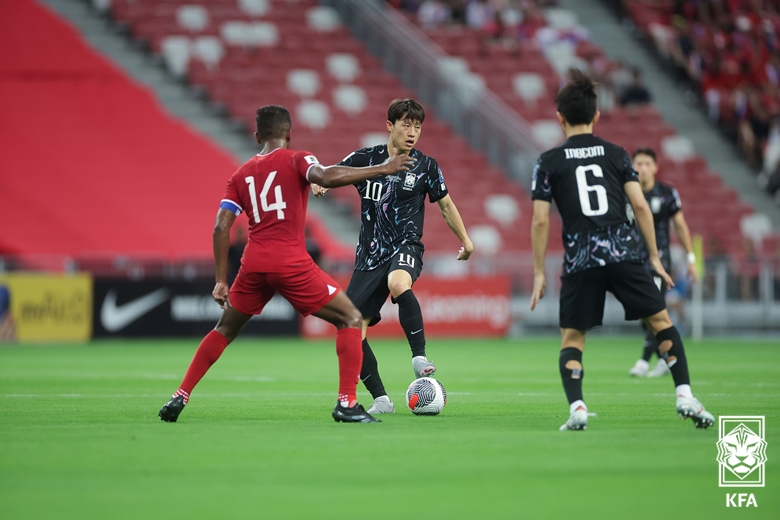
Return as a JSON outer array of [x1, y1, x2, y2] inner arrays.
[[245, 172, 287, 223]]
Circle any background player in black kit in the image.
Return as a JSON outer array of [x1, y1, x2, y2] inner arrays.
[[627, 148, 699, 378], [529, 69, 713, 431], [315, 99, 473, 414]]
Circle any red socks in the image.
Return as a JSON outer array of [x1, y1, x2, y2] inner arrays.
[[175, 328, 362, 408], [336, 327, 363, 406], [175, 330, 230, 402]]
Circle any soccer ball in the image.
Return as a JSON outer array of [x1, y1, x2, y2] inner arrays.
[[406, 377, 446, 416]]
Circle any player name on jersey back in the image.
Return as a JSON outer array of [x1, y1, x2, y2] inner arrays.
[[564, 146, 605, 160]]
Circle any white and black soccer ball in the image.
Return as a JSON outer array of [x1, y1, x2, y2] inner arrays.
[[406, 377, 446, 416]]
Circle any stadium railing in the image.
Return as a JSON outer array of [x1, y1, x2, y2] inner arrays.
[[322, 0, 544, 186]]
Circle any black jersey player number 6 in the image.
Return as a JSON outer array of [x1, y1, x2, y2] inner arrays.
[[575, 164, 608, 217]]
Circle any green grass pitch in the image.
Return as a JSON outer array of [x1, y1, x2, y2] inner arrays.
[[1, 336, 778, 519]]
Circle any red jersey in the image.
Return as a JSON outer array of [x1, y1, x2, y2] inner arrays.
[[220, 148, 319, 273]]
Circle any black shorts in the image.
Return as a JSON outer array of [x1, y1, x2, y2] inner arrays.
[[559, 261, 667, 330], [346, 249, 423, 326]]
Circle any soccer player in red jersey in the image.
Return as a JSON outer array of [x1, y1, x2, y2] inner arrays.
[[158, 105, 414, 423]]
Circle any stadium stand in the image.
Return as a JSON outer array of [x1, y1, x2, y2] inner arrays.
[[614, 0, 780, 197], [0, 0, 350, 267], [106, 0, 558, 255], [392, 1, 777, 256]]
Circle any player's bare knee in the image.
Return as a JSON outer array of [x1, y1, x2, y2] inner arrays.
[[340, 305, 363, 330], [389, 281, 411, 299]]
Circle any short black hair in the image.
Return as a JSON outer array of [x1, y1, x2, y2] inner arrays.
[[255, 105, 291, 141], [556, 69, 598, 126], [631, 148, 657, 162], [387, 98, 425, 125]]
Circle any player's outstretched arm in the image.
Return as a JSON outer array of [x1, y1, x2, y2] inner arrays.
[[625, 182, 674, 288], [436, 195, 474, 260], [307, 154, 415, 188], [212, 208, 236, 309], [672, 211, 698, 282], [530, 200, 550, 311]]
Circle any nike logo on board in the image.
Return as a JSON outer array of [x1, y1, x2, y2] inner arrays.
[[101, 288, 170, 332]]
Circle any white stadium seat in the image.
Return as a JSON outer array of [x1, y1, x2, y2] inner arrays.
[[191, 36, 224, 71], [532, 119, 564, 149], [661, 135, 695, 163], [361, 132, 387, 148], [306, 7, 341, 33], [221, 21, 279, 47], [544, 8, 579, 30], [740, 213, 772, 244], [238, 0, 270, 17], [160, 36, 191, 78], [484, 194, 520, 228], [333, 84, 367, 115], [512, 73, 545, 104], [297, 100, 331, 130], [469, 225, 502, 255], [287, 69, 321, 97], [176, 5, 209, 32], [326, 53, 361, 83]]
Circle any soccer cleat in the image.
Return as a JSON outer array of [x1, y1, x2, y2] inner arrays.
[[412, 356, 436, 378], [332, 402, 382, 423], [367, 395, 395, 414], [628, 359, 649, 377], [559, 407, 588, 431], [158, 395, 185, 422], [676, 396, 715, 429], [647, 359, 671, 378]]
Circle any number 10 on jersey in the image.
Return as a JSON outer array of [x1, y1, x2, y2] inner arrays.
[[245, 172, 287, 223]]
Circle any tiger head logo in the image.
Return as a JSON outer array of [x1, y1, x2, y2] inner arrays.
[[716, 423, 768, 479]]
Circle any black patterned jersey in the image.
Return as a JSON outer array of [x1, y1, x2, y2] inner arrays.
[[531, 134, 641, 276], [631, 181, 682, 273], [339, 145, 449, 271]]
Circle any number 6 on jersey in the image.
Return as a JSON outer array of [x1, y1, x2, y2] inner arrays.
[[245, 171, 287, 223], [575, 164, 608, 217]]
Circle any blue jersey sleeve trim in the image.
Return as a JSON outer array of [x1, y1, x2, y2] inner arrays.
[[220, 199, 242, 216]]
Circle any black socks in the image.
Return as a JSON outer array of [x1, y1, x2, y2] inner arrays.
[[559, 347, 584, 404], [359, 339, 387, 399], [642, 326, 657, 362], [395, 289, 426, 358], [655, 326, 691, 386]]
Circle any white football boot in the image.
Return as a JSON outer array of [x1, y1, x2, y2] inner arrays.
[[647, 359, 671, 377], [676, 396, 715, 429], [412, 356, 436, 378], [367, 395, 395, 415], [628, 359, 649, 377], [560, 404, 588, 431]]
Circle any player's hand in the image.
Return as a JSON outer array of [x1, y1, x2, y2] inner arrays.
[[457, 242, 473, 261], [686, 261, 698, 283], [311, 184, 329, 198], [212, 281, 232, 310], [380, 154, 415, 175], [530, 272, 546, 311], [649, 257, 675, 288]]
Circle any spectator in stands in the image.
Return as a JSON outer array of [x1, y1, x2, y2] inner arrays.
[[609, 59, 633, 99], [620, 67, 652, 106], [738, 237, 761, 301], [418, 0, 452, 30], [758, 115, 780, 198], [465, 0, 494, 30]]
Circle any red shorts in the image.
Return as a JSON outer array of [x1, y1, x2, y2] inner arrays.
[[229, 263, 341, 317]]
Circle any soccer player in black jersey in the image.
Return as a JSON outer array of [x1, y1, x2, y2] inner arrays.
[[627, 148, 699, 378], [529, 70, 713, 430], [315, 99, 473, 414]]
